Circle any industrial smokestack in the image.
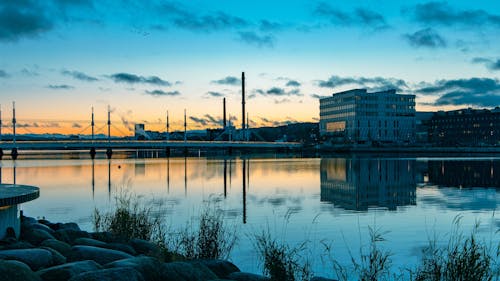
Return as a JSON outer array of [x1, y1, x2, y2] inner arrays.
[[241, 72, 245, 131], [223, 97, 227, 129]]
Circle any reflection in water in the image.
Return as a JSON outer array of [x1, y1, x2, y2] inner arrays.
[[91, 158, 95, 198], [428, 160, 500, 188], [242, 159, 247, 224], [320, 158, 417, 211]]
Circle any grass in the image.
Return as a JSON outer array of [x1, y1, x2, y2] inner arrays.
[[254, 230, 312, 281], [171, 202, 238, 260], [92, 189, 165, 242]]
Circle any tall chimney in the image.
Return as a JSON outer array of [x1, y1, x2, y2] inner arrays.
[[223, 97, 227, 129], [241, 72, 245, 131]]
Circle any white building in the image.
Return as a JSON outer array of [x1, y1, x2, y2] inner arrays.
[[319, 89, 416, 144]]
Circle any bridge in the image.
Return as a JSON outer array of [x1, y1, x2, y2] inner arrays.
[[0, 140, 303, 159]]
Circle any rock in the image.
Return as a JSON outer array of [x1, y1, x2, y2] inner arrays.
[[59, 223, 81, 232], [21, 216, 38, 225], [0, 248, 54, 270], [40, 246, 67, 265], [36, 260, 102, 281], [41, 239, 72, 257], [73, 238, 108, 248], [25, 223, 55, 234], [227, 272, 270, 281], [0, 241, 34, 250], [5, 227, 17, 239], [195, 260, 240, 278], [106, 243, 137, 255], [311, 277, 338, 281], [68, 267, 144, 281], [0, 259, 42, 281], [128, 238, 161, 257], [162, 261, 218, 281], [105, 256, 165, 281], [21, 229, 56, 245], [90, 231, 117, 243], [53, 229, 90, 245], [69, 245, 134, 265]]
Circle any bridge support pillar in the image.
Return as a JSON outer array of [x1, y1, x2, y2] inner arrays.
[[165, 147, 170, 157], [89, 148, 96, 159], [106, 148, 113, 159], [227, 147, 232, 156], [11, 148, 18, 160], [183, 147, 188, 157], [0, 149, 3, 159]]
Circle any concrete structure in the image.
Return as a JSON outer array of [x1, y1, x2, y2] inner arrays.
[[134, 124, 146, 140], [319, 89, 416, 144], [0, 184, 40, 238], [428, 108, 500, 146]]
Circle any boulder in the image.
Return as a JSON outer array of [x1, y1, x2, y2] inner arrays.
[[106, 242, 137, 255], [0, 259, 41, 281], [162, 261, 218, 281], [40, 246, 67, 265], [25, 223, 55, 234], [128, 238, 161, 257], [40, 239, 72, 257], [105, 256, 165, 281], [0, 248, 54, 270], [73, 238, 108, 248], [227, 272, 270, 281], [0, 241, 35, 250], [90, 231, 117, 243], [59, 223, 81, 231], [21, 216, 38, 225], [194, 260, 240, 278], [21, 229, 56, 245], [53, 229, 90, 245], [69, 245, 133, 265], [36, 260, 102, 281], [68, 267, 144, 281]]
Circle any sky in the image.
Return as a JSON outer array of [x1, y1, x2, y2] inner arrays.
[[1, 0, 500, 135]]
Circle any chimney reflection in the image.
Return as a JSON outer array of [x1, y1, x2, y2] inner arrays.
[[242, 158, 247, 224], [320, 158, 416, 211]]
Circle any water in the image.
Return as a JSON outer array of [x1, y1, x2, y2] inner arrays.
[[1, 153, 499, 278]]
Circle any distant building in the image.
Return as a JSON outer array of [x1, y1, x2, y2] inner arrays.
[[134, 124, 146, 140], [415, 112, 434, 144], [428, 108, 500, 146], [319, 89, 416, 144]]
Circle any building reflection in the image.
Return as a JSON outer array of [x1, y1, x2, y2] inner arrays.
[[320, 158, 416, 211], [427, 160, 500, 188]]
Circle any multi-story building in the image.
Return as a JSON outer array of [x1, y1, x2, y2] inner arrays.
[[428, 108, 500, 146], [319, 89, 416, 144]]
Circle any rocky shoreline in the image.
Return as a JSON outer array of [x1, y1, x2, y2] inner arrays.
[[0, 215, 336, 281]]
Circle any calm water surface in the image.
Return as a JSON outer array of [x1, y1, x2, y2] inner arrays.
[[1, 153, 499, 278]]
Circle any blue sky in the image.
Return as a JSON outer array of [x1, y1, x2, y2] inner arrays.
[[0, 0, 500, 134]]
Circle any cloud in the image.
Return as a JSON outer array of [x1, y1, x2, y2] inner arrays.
[[314, 3, 389, 30], [472, 57, 500, 71], [21, 68, 39, 76], [110, 73, 171, 86], [0, 1, 53, 41], [404, 28, 446, 48], [286, 80, 301, 87], [189, 116, 208, 126], [205, 91, 224, 98], [237, 31, 274, 48], [211, 76, 241, 86], [47, 84, 74, 90], [145, 90, 180, 97], [72, 122, 82, 128], [310, 94, 329, 99], [61, 69, 98, 82], [159, 2, 249, 32], [257, 87, 303, 97], [407, 2, 500, 28], [0, 69, 8, 78], [259, 20, 284, 32], [415, 77, 500, 107], [274, 98, 291, 104], [317, 75, 408, 91]]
